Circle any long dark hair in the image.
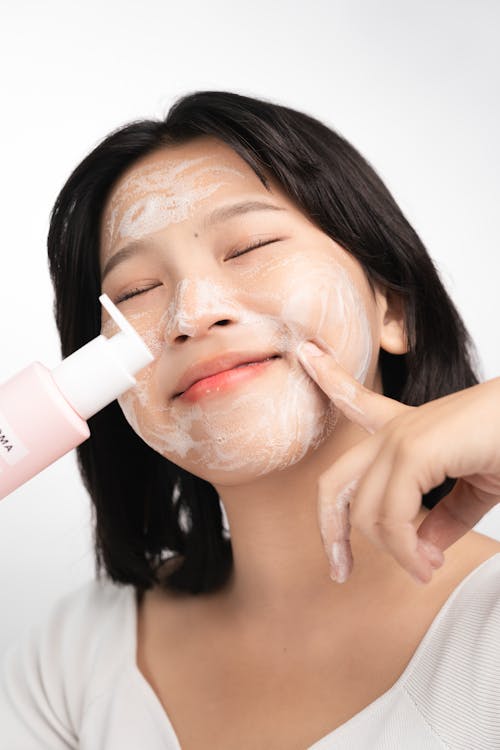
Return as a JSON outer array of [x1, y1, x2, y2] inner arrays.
[[47, 90, 482, 596]]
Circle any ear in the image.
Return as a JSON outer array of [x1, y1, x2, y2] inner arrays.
[[374, 285, 409, 355]]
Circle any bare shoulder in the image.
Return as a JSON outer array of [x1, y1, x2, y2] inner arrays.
[[438, 528, 500, 591], [456, 528, 500, 560]]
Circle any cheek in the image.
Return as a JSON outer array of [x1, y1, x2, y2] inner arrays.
[[109, 251, 374, 465], [240, 253, 374, 383], [102, 311, 166, 439], [102, 307, 166, 360], [117, 364, 157, 440]]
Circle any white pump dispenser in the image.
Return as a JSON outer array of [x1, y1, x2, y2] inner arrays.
[[51, 294, 154, 419], [0, 294, 154, 500]]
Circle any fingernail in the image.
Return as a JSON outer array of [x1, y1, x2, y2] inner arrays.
[[333, 566, 350, 583], [418, 539, 445, 569], [297, 341, 324, 359], [330, 564, 350, 583], [329, 542, 350, 583]]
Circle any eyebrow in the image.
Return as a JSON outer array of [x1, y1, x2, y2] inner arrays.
[[101, 199, 286, 281]]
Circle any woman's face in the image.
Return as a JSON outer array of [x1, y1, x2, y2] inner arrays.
[[99, 137, 382, 485]]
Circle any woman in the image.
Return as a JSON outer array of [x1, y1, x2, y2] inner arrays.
[[2, 90, 500, 749]]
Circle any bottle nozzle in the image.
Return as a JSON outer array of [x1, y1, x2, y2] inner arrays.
[[99, 293, 143, 340], [51, 294, 154, 420]]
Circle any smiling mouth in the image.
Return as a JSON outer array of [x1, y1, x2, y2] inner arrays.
[[175, 355, 281, 400], [230, 355, 279, 369]]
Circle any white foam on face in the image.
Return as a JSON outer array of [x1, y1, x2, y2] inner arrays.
[[99, 147, 375, 485], [102, 252, 373, 485], [102, 156, 248, 263]]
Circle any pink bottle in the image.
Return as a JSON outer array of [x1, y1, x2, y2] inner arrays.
[[0, 294, 154, 500]]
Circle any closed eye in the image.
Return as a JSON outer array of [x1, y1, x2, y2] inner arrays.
[[113, 282, 161, 304], [228, 237, 282, 259], [113, 237, 283, 303]]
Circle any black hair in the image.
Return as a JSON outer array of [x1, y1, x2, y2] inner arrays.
[[47, 90, 482, 595]]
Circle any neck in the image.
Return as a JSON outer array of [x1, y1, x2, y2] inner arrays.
[[212, 418, 431, 629]]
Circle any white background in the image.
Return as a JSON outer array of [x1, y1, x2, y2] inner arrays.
[[0, 0, 499, 657]]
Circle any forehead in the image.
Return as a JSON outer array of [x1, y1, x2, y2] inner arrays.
[[100, 137, 275, 258], [101, 137, 270, 217]]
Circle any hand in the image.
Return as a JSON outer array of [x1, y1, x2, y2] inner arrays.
[[296, 341, 500, 585]]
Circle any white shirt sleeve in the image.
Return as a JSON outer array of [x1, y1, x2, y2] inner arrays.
[[0, 578, 135, 749], [0, 580, 109, 750], [0, 623, 78, 749]]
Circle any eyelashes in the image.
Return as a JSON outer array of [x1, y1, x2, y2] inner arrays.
[[227, 236, 282, 260], [113, 237, 282, 304], [114, 283, 161, 304]]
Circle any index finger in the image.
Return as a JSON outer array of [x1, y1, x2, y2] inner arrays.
[[296, 340, 411, 433]]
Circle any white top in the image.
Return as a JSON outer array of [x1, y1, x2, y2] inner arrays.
[[2, 553, 500, 749]]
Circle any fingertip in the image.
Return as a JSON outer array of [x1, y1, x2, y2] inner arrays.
[[297, 341, 325, 359], [418, 538, 445, 568]]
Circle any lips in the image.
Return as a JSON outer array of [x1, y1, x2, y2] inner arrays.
[[173, 352, 281, 398]]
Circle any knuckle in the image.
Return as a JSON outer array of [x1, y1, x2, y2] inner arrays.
[[393, 434, 417, 462], [375, 516, 401, 541]]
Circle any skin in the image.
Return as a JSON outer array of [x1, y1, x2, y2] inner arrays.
[[99, 136, 441, 632], [299, 346, 500, 585]]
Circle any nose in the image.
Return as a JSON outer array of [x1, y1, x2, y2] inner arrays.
[[173, 315, 234, 344], [164, 278, 239, 344]]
